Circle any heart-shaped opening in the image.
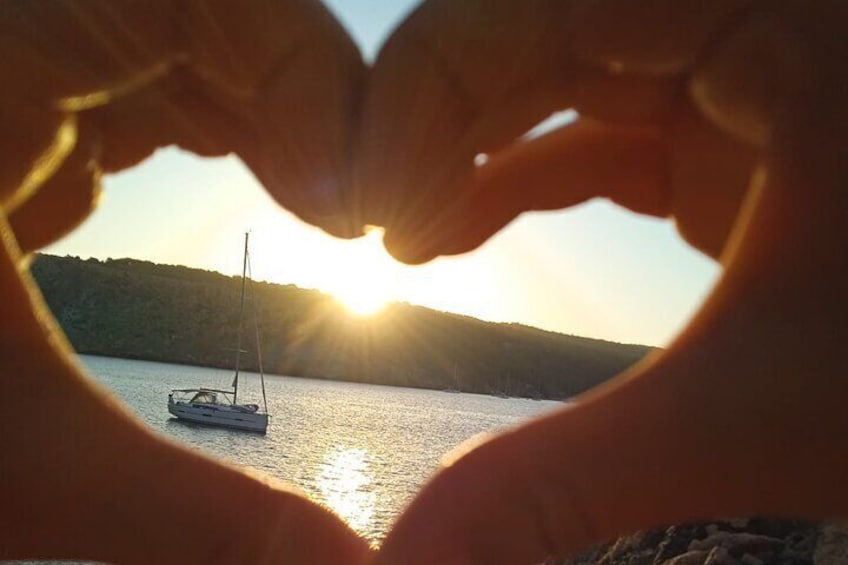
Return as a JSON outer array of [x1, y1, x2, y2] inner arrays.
[[15, 2, 722, 545], [24, 2, 848, 564], [30, 127, 717, 545]]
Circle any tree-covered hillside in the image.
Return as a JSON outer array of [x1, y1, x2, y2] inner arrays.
[[30, 254, 652, 399]]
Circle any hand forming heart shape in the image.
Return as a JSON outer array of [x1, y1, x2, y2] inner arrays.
[[1, 1, 847, 564]]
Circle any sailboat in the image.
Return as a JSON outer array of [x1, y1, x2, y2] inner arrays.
[[167, 233, 270, 433]]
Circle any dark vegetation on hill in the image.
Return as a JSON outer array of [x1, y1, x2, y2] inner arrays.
[[30, 254, 652, 399]]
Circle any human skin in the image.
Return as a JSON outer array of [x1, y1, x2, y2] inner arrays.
[[0, 2, 370, 563], [1, 1, 847, 564], [362, 1, 848, 564]]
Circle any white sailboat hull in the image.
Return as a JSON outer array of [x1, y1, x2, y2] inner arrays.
[[168, 399, 268, 433], [167, 234, 271, 433]]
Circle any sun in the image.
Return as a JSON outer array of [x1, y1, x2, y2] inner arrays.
[[327, 227, 397, 316], [244, 211, 400, 317], [335, 283, 392, 316]]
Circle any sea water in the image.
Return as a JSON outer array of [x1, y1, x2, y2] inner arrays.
[[65, 355, 561, 547]]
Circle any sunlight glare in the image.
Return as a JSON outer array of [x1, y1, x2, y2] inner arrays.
[[328, 227, 398, 316], [316, 447, 377, 538], [246, 211, 399, 317]]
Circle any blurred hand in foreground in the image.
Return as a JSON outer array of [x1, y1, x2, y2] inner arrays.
[[3, 1, 848, 564], [360, 1, 848, 564], [0, 2, 371, 563]]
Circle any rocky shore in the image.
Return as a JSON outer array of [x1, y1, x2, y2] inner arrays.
[[553, 520, 848, 565]]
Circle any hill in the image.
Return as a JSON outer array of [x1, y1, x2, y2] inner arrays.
[[30, 254, 652, 399]]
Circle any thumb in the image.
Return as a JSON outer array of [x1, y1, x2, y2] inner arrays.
[[6, 412, 372, 564], [376, 121, 848, 564], [86, 436, 374, 565], [0, 217, 370, 565]]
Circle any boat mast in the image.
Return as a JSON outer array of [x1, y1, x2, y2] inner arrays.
[[246, 248, 269, 415], [232, 232, 249, 404]]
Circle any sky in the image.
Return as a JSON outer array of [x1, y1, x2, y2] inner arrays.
[[44, 0, 719, 347]]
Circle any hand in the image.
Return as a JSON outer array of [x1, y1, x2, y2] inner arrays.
[[4, 2, 848, 564], [0, 2, 371, 563], [360, 1, 848, 563]]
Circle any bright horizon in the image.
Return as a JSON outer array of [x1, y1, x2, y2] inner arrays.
[[43, 0, 719, 347]]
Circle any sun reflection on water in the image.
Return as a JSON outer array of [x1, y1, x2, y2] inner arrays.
[[317, 446, 377, 539]]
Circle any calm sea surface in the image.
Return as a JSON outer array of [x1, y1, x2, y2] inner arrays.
[[79, 355, 562, 545]]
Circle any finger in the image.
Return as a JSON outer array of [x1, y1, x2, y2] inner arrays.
[[4, 72, 239, 253], [0, 1, 178, 214], [4, 71, 249, 254], [574, 1, 848, 149], [181, 0, 368, 239], [665, 100, 758, 259], [376, 123, 848, 565], [690, 1, 848, 147], [385, 119, 668, 261], [360, 0, 699, 264], [7, 131, 101, 254], [385, 105, 757, 263], [0, 216, 371, 565], [236, 17, 366, 239], [3, 1, 366, 244], [570, 72, 681, 125], [80, 72, 237, 173], [184, 0, 317, 99], [672, 1, 847, 256], [570, 0, 754, 74], [0, 104, 76, 213], [98, 0, 366, 239], [360, 0, 576, 262], [0, 1, 178, 105]]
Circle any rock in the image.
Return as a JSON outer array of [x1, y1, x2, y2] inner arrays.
[[553, 519, 819, 565], [729, 519, 751, 530], [703, 546, 739, 565], [599, 530, 666, 565], [665, 549, 710, 565], [746, 518, 812, 539], [655, 525, 710, 563], [739, 554, 763, 565], [814, 523, 848, 565], [557, 544, 609, 565], [786, 526, 819, 556], [706, 525, 722, 537], [689, 532, 784, 557]]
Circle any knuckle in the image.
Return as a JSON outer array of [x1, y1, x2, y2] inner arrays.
[[571, 0, 754, 74], [691, 1, 848, 146]]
